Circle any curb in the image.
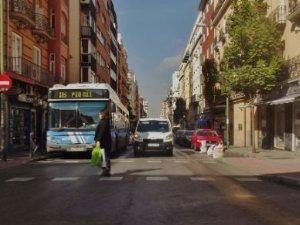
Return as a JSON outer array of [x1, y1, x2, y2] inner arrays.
[[262, 175, 300, 188], [30, 154, 49, 162]]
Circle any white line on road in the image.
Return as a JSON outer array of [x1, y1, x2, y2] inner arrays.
[[174, 160, 188, 163], [5, 177, 35, 182], [146, 176, 169, 181], [99, 176, 123, 181], [115, 160, 135, 163], [190, 177, 215, 181], [52, 177, 80, 181], [201, 160, 217, 164], [147, 160, 162, 163], [235, 177, 262, 182]]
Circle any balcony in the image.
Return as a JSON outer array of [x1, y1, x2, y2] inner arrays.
[[8, 57, 56, 87], [81, 54, 97, 72], [81, 26, 96, 44], [270, 5, 287, 28], [10, 0, 35, 29], [288, 0, 300, 21], [32, 13, 55, 43], [287, 55, 300, 79], [80, 0, 96, 19]]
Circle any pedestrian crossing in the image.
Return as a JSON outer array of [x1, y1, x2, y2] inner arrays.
[[3, 176, 264, 183]]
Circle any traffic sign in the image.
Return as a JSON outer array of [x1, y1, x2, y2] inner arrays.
[[0, 73, 12, 92]]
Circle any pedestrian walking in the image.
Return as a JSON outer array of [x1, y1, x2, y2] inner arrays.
[[94, 109, 112, 177]]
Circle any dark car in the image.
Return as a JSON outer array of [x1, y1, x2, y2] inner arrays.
[[182, 130, 194, 147], [175, 130, 186, 145]]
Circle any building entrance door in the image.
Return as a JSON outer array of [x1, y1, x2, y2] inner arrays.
[[274, 105, 285, 149]]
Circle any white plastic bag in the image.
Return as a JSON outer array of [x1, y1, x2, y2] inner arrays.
[[207, 145, 215, 156], [200, 140, 207, 153], [213, 144, 224, 159]]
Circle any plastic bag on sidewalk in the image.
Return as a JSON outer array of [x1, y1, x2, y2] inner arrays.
[[207, 145, 215, 156], [200, 140, 207, 153], [213, 143, 224, 159], [90, 146, 103, 167]]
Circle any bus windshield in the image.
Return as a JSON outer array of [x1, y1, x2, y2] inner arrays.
[[49, 101, 107, 130]]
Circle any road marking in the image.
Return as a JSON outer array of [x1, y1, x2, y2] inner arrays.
[[147, 160, 162, 163], [174, 160, 188, 163], [63, 160, 81, 163], [202, 160, 217, 164], [5, 177, 35, 182], [99, 176, 123, 181], [146, 176, 169, 181], [235, 177, 262, 182], [190, 177, 215, 181], [116, 160, 135, 163], [52, 177, 79, 181]]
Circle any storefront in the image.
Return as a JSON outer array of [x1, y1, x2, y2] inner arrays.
[[7, 80, 48, 152], [261, 82, 300, 151]]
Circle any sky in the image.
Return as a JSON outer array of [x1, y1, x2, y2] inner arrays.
[[114, 0, 199, 117]]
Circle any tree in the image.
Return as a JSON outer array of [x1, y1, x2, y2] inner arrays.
[[173, 98, 187, 125], [202, 58, 219, 109], [222, 0, 284, 152]]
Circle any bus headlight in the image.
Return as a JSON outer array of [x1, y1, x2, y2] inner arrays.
[[133, 132, 142, 142]]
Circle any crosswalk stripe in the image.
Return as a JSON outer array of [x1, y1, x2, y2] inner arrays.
[[115, 160, 135, 163], [52, 177, 79, 181], [99, 176, 123, 181], [146, 176, 169, 181], [5, 177, 34, 182], [147, 160, 162, 163], [235, 177, 262, 182], [174, 160, 188, 163], [190, 177, 215, 181]]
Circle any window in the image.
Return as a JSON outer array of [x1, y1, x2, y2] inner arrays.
[[81, 39, 89, 53], [61, 58, 66, 80], [82, 67, 89, 82], [11, 32, 22, 73], [33, 47, 41, 66], [49, 53, 55, 74], [50, 9, 55, 30], [61, 14, 67, 43]]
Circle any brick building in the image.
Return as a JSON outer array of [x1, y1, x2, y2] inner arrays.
[[1, 0, 68, 153], [69, 0, 119, 92]]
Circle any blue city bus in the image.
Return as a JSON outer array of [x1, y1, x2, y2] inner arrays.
[[47, 83, 129, 153]]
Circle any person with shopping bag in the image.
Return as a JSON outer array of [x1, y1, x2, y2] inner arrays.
[[94, 109, 112, 177]]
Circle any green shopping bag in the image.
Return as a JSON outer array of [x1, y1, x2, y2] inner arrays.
[[90, 146, 103, 167]]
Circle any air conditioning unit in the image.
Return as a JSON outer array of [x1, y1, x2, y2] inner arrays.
[[80, 0, 90, 4]]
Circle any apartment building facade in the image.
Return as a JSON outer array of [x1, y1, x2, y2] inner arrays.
[[69, 0, 118, 91], [1, 0, 69, 152]]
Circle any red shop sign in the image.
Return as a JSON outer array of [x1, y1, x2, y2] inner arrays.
[[0, 73, 12, 92]]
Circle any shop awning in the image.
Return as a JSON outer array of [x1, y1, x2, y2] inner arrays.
[[267, 95, 297, 105]]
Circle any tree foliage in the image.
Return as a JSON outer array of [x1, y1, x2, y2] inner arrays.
[[202, 58, 219, 108], [173, 98, 187, 124], [222, 0, 284, 99]]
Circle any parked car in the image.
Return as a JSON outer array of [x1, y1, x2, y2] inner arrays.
[[133, 118, 173, 156], [191, 129, 222, 151], [175, 129, 186, 145], [181, 130, 195, 147]]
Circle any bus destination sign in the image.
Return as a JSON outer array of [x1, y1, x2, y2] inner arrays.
[[50, 89, 109, 99]]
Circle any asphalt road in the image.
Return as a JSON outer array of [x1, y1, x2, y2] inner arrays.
[[0, 146, 299, 225]]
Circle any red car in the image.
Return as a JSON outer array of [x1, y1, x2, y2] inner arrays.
[[191, 129, 223, 151]]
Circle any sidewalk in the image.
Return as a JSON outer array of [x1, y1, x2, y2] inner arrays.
[[0, 152, 47, 171], [219, 147, 300, 187]]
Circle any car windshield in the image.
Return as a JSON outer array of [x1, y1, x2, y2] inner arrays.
[[137, 120, 170, 133], [49, 101, 107, 130], [197, 130, 218, 136]]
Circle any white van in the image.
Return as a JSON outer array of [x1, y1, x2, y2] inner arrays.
[[133, 118, 173, 157]]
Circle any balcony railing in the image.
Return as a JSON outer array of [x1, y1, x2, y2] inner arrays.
[[287, 55, 300, 79], [32, 13, 55, 42], [8, 57, 56, 87], [288, 0, 300, 21], [270, 5, 287, 26], [81, 26, 96, 44], [10, 0, 35, 28]]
